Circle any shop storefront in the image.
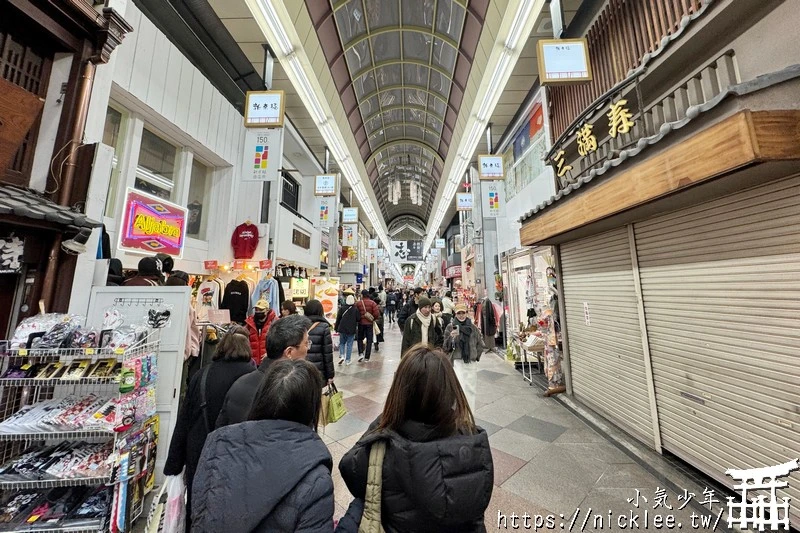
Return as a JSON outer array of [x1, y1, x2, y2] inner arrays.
[[520, 0, 800, 516]]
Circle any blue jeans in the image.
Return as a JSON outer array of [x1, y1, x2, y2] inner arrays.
[[339, 333, 355, 361]]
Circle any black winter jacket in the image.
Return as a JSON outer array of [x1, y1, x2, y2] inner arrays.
[[164, 359, 254, 490], [192, 419, 334, 532], [338, 419, 493, 532], [400, 312, 444, 357], [306, 315, 335, 381], [396, 300, 417, 331], [334, 303, 360, 335], [215, 357, 275, 428]]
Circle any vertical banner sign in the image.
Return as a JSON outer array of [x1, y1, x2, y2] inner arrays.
[[241, 128, 283, 181], [311, 277, 340, 321], [390, 241, 424, 262], [483, 181, 502, 218], [342, 224, 358, 247], [315, 175, 336, 196], [316, 197, 334, 229], [368, 250, 378, 263], [478, 155, 504, 180], [456, 192, 474, 211], [368, 239, 378, 249], [435, 238, 446, 249], [342, 207, 359, 223], [244, 90, 286, 127], [118, 189, 187, 257]]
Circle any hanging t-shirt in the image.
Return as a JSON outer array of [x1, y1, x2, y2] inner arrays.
[[231, 223, 259, 259], [196, 280, 220, 321], [221, 280, 250, 324]]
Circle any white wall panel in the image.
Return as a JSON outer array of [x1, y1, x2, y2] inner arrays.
[[186, 71, 205, 136], [173, 55, 192, 132], [207, 90, 223, 149], [128, 14, 155, 101], [113, 6, 139, 92], [146, 31, 170, 114]]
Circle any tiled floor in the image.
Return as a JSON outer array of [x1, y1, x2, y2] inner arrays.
[[325, 319, 732, 532]]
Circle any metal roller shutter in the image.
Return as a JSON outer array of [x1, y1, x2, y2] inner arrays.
[[634, 175, 800, 520], [560, 228, 655, 443]]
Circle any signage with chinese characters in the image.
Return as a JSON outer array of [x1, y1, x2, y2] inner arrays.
[[241, 128, 283, 181], [342, 207, 359, 224], [368, 250, 378, 263], [259, 259, 273, 270], [290, 277, 309, 298], [316, 197, 334, 229], [342, 224, 358, 247], [233, 260, 246, 270], [315, 175, 336, 196], [435, 238, 446, 249], [203, 260, 218, 270], [244, 90, 285, 127], [0, 235, 23, 273], [478, 155, 504, 180], [119, 189, 187, 257], [376, 249, 384, 258], [456, 193, 473, 211], [390, 240, 423, 262], [537, 39, 592, 84], [446, 265, 462, 278], [368, 239, 378, 249], [482, 181, 502, 218]]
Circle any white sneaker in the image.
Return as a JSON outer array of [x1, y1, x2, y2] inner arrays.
[[358, 355, 365, 362], [346, 360, 352, 366], [338, 357, 345, 365]]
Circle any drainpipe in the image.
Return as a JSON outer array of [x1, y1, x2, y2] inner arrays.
[[41, 59, 97, 311]]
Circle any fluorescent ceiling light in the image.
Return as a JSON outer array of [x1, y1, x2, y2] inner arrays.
[[506, 0, 539, 49], [285, 56, 326, 124], [255, 0, 294, 55]]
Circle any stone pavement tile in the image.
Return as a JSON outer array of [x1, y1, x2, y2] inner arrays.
[[595, 463, 663, 489], [337, 432, 363, 450], [332, 470, 354, 509], [333, 501, 348, 524], [478, 369, 508, 382], [572, 487, 703, 532], [506, 415, 569, 442], [475, 417, 503, 436], [475, 403, 528, 427], [325, 441, 350, 464], [491, 447, 528, 486], [554, 425, 608, 443], [343, 394, 380, 411], [489, 428, 550, 461], [484, 485, 556, 532], [321, 414, 370, 441], [349, 402, 383, 423], [501, 460, 596, 516], [556, 441, 634, 464]]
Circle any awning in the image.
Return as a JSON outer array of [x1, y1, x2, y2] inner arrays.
[[0, 185, 102, 230]]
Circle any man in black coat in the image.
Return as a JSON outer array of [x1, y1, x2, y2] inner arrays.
[[216, 314, 312, 427], [397, 287, 424, 331]]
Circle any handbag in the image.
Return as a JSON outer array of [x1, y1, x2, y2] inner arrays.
[[358, 441, 387, 533], [360, 301, 375, 322], [326, 383, 347, 423], [372, 321, 380, 336], [320, 388, 331, 428], [162, 474, 186, 533]]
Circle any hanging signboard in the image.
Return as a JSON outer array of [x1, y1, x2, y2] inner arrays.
[[368, 239, 378, 249], [203, 260, 218, 270], [482, 181, 503, 218], [342, 224, 358, 247], [390, 240, 423, 262], [478, 155, 504, 180], [446, 265, 462, 278], [0, 235, 24, 273], [537, 38, 592, 84], [435, 238, 446, 249], [259, 259, 273, 270], [376, 249, 385, 258], [290, 277, 309, 298], [316, 197, 335, 229], [315, 175, 337, 196], [244, 90, 285, 127], [456, 192, 473, 211], [241, 128, 283, 182], [342, 207, 359, 224], [368, 250, 378, 263], [118, 189, 187, 257]]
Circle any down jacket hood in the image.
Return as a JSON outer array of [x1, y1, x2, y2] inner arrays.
[[339, 419, 493, 532], [192, 419, 333, 532]]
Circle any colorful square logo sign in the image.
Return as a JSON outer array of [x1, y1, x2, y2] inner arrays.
[[119, 189, 187, 257], [254, 145, 268, 170], [319, 203, 329, 223], [489, 191, 499, 209]]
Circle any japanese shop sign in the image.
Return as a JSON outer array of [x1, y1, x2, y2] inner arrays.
[[368, 239, 378, 249], [0, 235, 23, 273], [203, 260, 218, 270], [435, 238, 446, 249], [342, 224, 358, 247], [390, 240, 423, 262], [446, 265, 462, 278], [241, 127, 283, 182], [315, 175, 337, 196], [482, 181, 502, 218], [290, 277, 309, 298], [456, 192, 473, 211], [478, 155, 504, 180], [537, 38, 592, 84], [244, 90, 285, 127], [342, 207, 359, 223], [119, 189, 187, 257], [316, 197, 334, 229], [233, 260, 246, 270]]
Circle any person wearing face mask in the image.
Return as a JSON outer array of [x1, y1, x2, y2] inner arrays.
[[245, 299, 277, 365], [401, 296, 444, 357], [443, 303, 485, 411]]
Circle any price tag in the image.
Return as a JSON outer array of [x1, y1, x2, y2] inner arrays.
[[85, 348, 95, 356], [18, 349, 27, 356]]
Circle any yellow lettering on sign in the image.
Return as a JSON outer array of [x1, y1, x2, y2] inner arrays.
[[134, 214, 181, 239], [607, 99, 634, 138], [577, 123, 598, 157], [552, 150, 573, 178]]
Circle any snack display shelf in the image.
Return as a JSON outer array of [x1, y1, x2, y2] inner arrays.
[[0, 378, 118, 387], [4, 525, 104, 533], [0, 475, 111, 490], [0, 430, 115, 442], [0, 341, 160, 363]]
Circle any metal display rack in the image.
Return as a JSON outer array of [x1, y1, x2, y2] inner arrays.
[[0, 333, 161, 532]]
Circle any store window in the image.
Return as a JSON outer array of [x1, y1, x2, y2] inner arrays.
[[103, 106, 127, 216], [103, 108, 122, 147], [135, 128, 177, 200], [281, 173, 300, 212], [186, 158, 211, 239]]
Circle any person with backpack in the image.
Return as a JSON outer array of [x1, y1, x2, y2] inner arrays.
[[335, 294, 360, 365], [356, 290, 380, 362], [385, 290, 398, 324]]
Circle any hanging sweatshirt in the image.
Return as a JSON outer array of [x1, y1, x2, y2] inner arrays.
[[231, 223, 259, 259], [251, 276, 280, 315], [221, 280, 250, 324]]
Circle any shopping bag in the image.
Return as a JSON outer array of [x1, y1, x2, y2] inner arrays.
[[163, 474, 186, 533], [146, 481, 168, 533], [319, 388, 331, 428], [331, 332, 340, 350], [326, 383, 347, 424], [373, 321, 380, 337]]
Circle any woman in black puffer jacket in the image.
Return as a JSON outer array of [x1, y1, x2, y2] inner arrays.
[[304, 299, 335, 384], [337, 345, 493, 532]]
